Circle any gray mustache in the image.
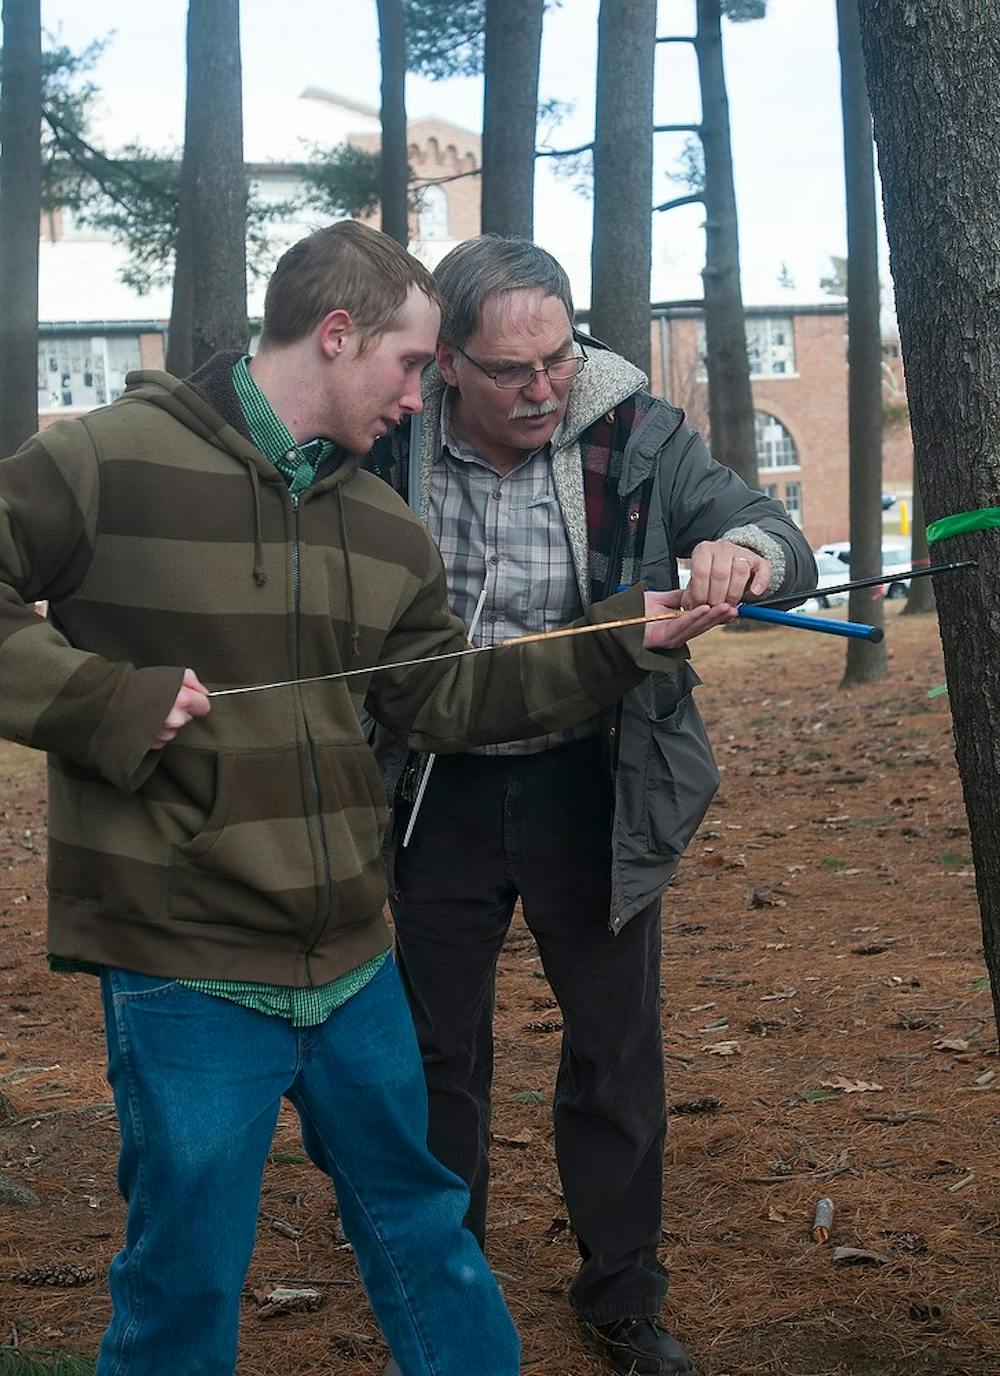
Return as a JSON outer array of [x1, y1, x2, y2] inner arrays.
[[507, 398, 560, 421]]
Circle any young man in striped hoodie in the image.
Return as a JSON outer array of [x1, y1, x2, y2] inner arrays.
[[0, 221, 734, 1376]]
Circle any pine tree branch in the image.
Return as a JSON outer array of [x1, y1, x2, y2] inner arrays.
[[41, 108, 177, 208], [653, 191, 705, 213], [535, 141, 594, 159]]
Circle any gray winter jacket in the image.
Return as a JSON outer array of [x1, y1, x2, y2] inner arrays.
[[364, 347, 816, 931]]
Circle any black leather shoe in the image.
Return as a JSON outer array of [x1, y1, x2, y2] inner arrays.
[[589, 1317, 697, 1375]]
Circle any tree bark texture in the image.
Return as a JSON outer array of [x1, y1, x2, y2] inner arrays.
[[481, 0, 543, 238], [0, 0, 42, 455], [166, 166, 195, 377], [837, 0, 886, 685], [181, 0, 248, 371], [858, 0, 1000, 1031], [695, 0, 757, 485], [377, 0, 409, 246], [590, 0, 656, 376]]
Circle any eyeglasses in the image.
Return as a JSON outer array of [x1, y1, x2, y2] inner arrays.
[[454, 345, 588, 390]]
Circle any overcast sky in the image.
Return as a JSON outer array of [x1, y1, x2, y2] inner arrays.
[[37, 0, 879, 307]]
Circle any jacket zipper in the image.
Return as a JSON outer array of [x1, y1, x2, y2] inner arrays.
[[292, 493, 332, 981]]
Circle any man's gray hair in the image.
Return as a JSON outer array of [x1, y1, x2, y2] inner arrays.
[[433, 235, 575, 347]]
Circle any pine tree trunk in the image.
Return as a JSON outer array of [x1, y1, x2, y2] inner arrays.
[[695, 0, 756, 486], [857, 0, 1000, 1033], [0, 0, 41, 454], [377, 0, 408, 247], [182, 0, 248, 371], [901, 481, 935, 614], [166, 174, 195, 377], [590, 0, 656, 376], [837, 0, 886, 686], [481, 0, 543, 237]]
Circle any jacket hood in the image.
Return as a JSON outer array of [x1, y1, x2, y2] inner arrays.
[[556, 346, 647, 449]]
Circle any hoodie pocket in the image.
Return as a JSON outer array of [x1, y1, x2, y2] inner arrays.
[[309, 741, 391, 926], [166, 747, 320, 935]]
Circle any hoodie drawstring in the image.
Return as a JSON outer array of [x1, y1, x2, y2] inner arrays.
[[337, 485, 361, 662], [244, 459, 268, 587]]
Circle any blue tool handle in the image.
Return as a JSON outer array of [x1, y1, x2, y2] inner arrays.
[[737, 603, 884, 642]]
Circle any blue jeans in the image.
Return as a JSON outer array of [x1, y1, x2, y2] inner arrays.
[[97, 959, 520, 1376]]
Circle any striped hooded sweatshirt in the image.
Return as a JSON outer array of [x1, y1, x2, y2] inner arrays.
[[0, 355, 678, 986]]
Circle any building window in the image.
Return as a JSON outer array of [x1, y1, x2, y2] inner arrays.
[[754, 410, 799, 469], [38, 335, 142, 412], [760, 482, 778, 500], [696, 314, 795, 380], [783, 481, 803, 526], [746, 315, 795, 377], [417, 183, 449, 240]]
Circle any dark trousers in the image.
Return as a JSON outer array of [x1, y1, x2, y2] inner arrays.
[[390, 737, 668, 1323]]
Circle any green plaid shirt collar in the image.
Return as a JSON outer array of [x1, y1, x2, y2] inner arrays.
[[232, 355, 335, 497]]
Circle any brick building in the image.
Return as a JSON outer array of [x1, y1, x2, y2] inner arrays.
[[35, 87, 481, 425], [35, 86, 885, 552], [635, 300, 849, 548]]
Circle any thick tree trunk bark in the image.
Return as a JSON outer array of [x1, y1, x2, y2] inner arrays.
[[377, 0, 409, 247], [180, 0, 248, 372], [857, 0, 1000, 1032], [695, 0, 757, 485], [590, 0, 656, 377], [481, 0, 543, 238], [837, 0, 886, 685], [0, 0, 42, 454]]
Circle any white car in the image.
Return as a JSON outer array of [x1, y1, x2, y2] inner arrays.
[[814, 542, 912, 600], [800, 553, 851, 609]]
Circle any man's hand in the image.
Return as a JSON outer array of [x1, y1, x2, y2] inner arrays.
[[681, 539, 772, 610], [153, 668, 211, 749], [641, 589, 737, 650]]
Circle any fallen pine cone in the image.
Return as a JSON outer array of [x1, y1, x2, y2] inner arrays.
[[12, 1262, 96, 1287]]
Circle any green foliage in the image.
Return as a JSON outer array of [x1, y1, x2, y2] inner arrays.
[[62, 144, 179, 291], [301, 144, 383, 221], [514, 1089, 547, 1104], [722, 0, 768, 20], [404, 0, 484, 79], [0, 29, 106, 210], [820, 254, 848, 296], [666, 136, 705, 194], [63, 146, 294, 294], [0, 1350, 95, 1376]]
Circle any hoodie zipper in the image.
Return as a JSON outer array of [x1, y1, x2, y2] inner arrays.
[[292, 492, 332, 980]]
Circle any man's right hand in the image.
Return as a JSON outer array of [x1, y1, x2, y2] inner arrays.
[[153, 668, 211, 749], [642, 589, 737, 649]]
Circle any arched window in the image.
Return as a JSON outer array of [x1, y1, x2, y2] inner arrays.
[[417, 184, 449, 240], [754, 410, 799, 469]]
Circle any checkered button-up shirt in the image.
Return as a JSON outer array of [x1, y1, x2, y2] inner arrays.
[[429, 392, 599, 756]]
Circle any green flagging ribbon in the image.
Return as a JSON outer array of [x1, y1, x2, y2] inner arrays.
[[926, 507, 1000, 543], [921, 507, 1000, 699]]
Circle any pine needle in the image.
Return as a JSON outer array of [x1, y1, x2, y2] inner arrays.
[[0, 1350, 95, 1376]]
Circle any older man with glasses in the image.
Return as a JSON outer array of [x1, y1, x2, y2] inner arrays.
[[366, 235, 815, 1376]]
